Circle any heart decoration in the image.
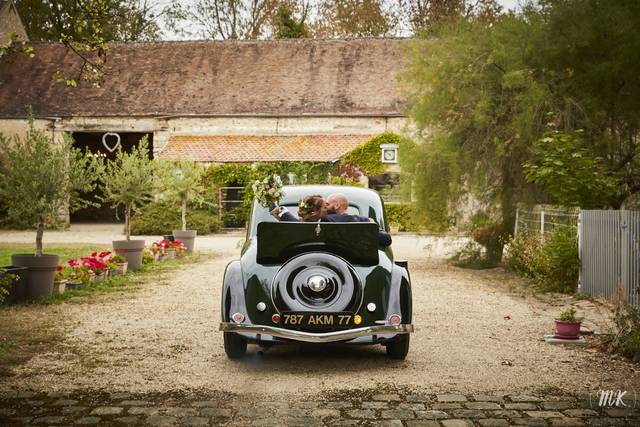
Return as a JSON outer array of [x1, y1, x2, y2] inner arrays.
[[102, 132, 121, 153]]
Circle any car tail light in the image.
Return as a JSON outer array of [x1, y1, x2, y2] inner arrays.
[[271, 313, 281, 324], [232, 312, 245, 323], [389, 314, 401, 326]]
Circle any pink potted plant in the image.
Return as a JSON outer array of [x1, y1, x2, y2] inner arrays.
[[554, 308, 582, 340]]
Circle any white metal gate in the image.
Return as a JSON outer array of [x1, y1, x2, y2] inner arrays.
[[580, 210, 640, 307]]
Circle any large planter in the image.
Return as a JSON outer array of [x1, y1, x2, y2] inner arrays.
[[1, 265, 27, 304], [554, 320, 582, 340], [112, 240, 145, 271], [173, 230, 197, 253], [11, 254, 59, 300]]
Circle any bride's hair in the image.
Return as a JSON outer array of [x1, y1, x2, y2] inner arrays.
[[298, 195, 324, 222]]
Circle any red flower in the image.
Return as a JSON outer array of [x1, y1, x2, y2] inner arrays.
[[99, 251, 111, 258], [91, 251, 97, 257], [56, 265, 63, 271]]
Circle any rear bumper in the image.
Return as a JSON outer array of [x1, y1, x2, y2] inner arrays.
[[219, 322, 413, 343]]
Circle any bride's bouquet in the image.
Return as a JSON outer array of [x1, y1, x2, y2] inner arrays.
[[251, 175, 284, 208]]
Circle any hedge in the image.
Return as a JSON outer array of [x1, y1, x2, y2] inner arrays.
[[130, 201, 221, 235]]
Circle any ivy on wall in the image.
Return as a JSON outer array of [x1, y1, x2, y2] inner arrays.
[[203, 132, 414, 227], [340, 132, 409, 176]]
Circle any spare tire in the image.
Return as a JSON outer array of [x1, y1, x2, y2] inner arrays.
[[272, 252, 362, 313]]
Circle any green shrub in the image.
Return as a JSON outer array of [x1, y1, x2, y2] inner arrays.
[[505, 227, 579, 293], [619, 328, 640, 361], [450, 241, 497, 269], [130, 201, 221, 235], [221, 206, 250, 228], [385, 204, 419, 232]]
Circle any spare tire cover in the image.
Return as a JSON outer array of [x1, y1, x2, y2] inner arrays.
[[272, 252, 362, 312]]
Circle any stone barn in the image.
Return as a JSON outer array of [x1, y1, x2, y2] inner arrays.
[[0, 38, 409, 221]]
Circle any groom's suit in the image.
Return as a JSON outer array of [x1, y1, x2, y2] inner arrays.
[[279, 210, 392, 247]]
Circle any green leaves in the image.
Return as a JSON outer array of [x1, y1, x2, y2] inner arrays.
[[99, 136, 156, 238], [0, 120, 99, 251], [523, 130, 618, 208]]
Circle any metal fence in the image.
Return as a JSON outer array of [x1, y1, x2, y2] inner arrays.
[[514, 205, 579, 237], [580, 210, 640, 307]]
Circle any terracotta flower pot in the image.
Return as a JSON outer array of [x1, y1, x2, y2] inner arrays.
[[11, 254, 59, 300], [113, 240, 145, 271], [173, 230, 197, 253], [554, 320, 581, 340]]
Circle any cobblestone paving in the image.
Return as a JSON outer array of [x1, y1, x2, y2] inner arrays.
[[1, 389, 639, 426]]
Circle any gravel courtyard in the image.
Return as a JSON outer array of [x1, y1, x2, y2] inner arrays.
[[1, 231, 639, 425]]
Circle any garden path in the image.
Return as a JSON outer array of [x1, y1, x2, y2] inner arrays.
[[0, 235, 637, 398]]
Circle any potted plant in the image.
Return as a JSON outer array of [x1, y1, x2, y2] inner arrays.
[[110, 255, 128, 275], [555, 307, 583, 339], [0, 266, 27, 304], [65, 259, 90, 289], [0, 117, 100, 300], [162, 160, 207, 253], [100, 137, 157, 271], [53, 266, 67, 294]]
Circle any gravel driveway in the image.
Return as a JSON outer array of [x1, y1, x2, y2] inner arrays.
[[1, 235, 638, 398]]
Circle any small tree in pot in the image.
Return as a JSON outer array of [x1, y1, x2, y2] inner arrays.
[[100, 137, 156, 270], [0, 120, 100, 300], [161, 160, 207, 252]]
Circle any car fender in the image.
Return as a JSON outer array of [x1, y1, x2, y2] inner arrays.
[[386, 264, 412, 324], [221, 260, 246, 322]]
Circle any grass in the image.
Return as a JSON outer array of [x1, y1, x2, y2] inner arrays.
[[0, 247, 214, 376], [0, 243, 110, 267], [40, 252, 209, 304]]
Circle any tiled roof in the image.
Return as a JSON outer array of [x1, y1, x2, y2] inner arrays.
[[0, 38, 408, 118], [159, 134, 374, 163]]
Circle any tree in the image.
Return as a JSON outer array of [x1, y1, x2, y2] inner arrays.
[[313, 0, 398, 38], [524, 130, 618, 208], [161, 160, 208, 231], [15, 0, 161, 86], [99, 137, 157, 240], [16, 0, 161, 42], [529, 0, 640, 208], [165, 0, 280, 40], [0, 120, 100, 256], [397, 0, 501, 34], [272, 3, 309, 38], [401, 0, 640, 240], [402, 16, 548, 235]]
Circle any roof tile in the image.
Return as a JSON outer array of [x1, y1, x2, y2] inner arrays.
[[159, 134, 373, 162]]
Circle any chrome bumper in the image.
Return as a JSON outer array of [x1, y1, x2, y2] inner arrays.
[[219, 323, 413, 343]]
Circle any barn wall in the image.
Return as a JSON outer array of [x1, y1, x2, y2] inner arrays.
[[0, 116, 409, 157]]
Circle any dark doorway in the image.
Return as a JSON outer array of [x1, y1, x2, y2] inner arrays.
[[71, 132, 154, 223]]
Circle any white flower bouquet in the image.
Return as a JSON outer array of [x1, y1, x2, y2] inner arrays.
[[251, 175, 284, 208]]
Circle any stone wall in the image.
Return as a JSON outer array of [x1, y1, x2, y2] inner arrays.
[[0, 116, 409, 158]]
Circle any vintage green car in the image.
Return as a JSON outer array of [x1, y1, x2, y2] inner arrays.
[[219, 185, 413, 359]]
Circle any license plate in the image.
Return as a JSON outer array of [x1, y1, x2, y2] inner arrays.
[[280, 312, 354, 329]]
